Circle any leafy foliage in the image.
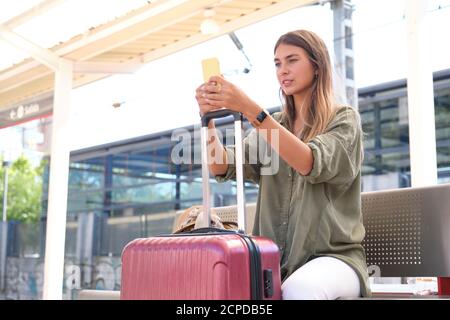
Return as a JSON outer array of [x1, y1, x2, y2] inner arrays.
[[0, 155, 45, 222]]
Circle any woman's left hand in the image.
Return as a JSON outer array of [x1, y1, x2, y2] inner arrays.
[[200, 76, 258, 114]]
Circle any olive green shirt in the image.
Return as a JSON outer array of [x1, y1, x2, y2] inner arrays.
[[215, 106, 371, 297]]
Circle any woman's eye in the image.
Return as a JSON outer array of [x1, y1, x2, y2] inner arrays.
[[288, 59, 298, 64]]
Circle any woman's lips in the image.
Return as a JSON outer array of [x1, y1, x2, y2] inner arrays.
[[282, 80, 293, 87]]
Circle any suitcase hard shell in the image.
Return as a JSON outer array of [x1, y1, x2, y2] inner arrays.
[[120, 110, 281, 300], [120, 231, 281, 300]]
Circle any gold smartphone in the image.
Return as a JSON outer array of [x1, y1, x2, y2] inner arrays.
[[202, 57, 221, 83]]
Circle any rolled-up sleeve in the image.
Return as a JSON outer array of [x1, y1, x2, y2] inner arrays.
[[304, 107, 363, 185], [214, 128, 262, 185]]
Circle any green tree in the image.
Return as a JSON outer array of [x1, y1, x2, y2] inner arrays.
[[0, 155, 45, 223]]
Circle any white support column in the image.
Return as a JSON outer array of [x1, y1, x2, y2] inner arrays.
[[405, 0, 437, 187], [0, 15, 72, 300], [43, 59, 73, 300], [331, 0, 357, 109]]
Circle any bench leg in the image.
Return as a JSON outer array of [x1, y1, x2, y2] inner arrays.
[[437, 277, 450, 295]]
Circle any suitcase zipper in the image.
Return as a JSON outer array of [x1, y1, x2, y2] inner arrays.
[[238, 234, 263, 300]]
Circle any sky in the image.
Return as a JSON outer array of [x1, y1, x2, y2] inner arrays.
[[1, 0, 450, 158]]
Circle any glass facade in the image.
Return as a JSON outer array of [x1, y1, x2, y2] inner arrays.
[[360, 92, 412, 190], [435, 86, 450, 183], [359, 69, 450, 191]]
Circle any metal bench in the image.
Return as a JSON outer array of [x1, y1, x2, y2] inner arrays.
[[77, 289, 120, 300], [361, 183, 450, 296]]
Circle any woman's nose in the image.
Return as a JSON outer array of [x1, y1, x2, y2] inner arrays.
[[278, 64, 288, 75], [277, 67, 288, 78]]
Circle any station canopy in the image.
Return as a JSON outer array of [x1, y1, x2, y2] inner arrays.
[[0, 0, 317, 119]]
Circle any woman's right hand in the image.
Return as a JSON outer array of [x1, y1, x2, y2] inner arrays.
[[195, 82, 223, 116]]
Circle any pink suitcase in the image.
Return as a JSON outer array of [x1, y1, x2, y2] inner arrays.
[[120, 110, 281, 300]]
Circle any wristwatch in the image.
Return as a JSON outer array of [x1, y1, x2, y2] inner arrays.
[[252, 109, 268, 127]]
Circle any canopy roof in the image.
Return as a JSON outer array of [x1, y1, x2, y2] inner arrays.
[[0, 0, 318, 111]]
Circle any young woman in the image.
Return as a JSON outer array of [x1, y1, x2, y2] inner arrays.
[[195, 30, 370, 299]]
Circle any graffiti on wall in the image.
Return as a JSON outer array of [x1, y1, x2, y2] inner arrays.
[[4, 258, 44, 300], [2, 257, 122, 300], [65, 257, 122, 291]]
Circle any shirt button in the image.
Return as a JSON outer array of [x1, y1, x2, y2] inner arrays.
[[282, 222, 287, 226]]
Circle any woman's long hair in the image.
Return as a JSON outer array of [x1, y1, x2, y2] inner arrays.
[[274, 30, 338, 142]]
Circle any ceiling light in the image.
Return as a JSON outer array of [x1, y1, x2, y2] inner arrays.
[[200, 8, 219, 35]]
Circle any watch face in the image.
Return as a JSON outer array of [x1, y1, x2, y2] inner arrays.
[[257, 111, 267, 123]]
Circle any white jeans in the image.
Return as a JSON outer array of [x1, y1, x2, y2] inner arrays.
[[281, 256, 360, 300]]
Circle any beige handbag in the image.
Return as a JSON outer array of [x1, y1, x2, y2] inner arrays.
[[173, 205, 238, 234]]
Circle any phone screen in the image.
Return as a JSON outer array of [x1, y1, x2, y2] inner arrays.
[[202, 58, 221, 83]]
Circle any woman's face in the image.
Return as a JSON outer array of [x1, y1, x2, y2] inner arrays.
[[274, 43, 316, 96]]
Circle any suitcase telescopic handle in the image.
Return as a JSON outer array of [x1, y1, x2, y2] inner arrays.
[[199, 110, 247, 233], [201, 109, 241, 127]]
